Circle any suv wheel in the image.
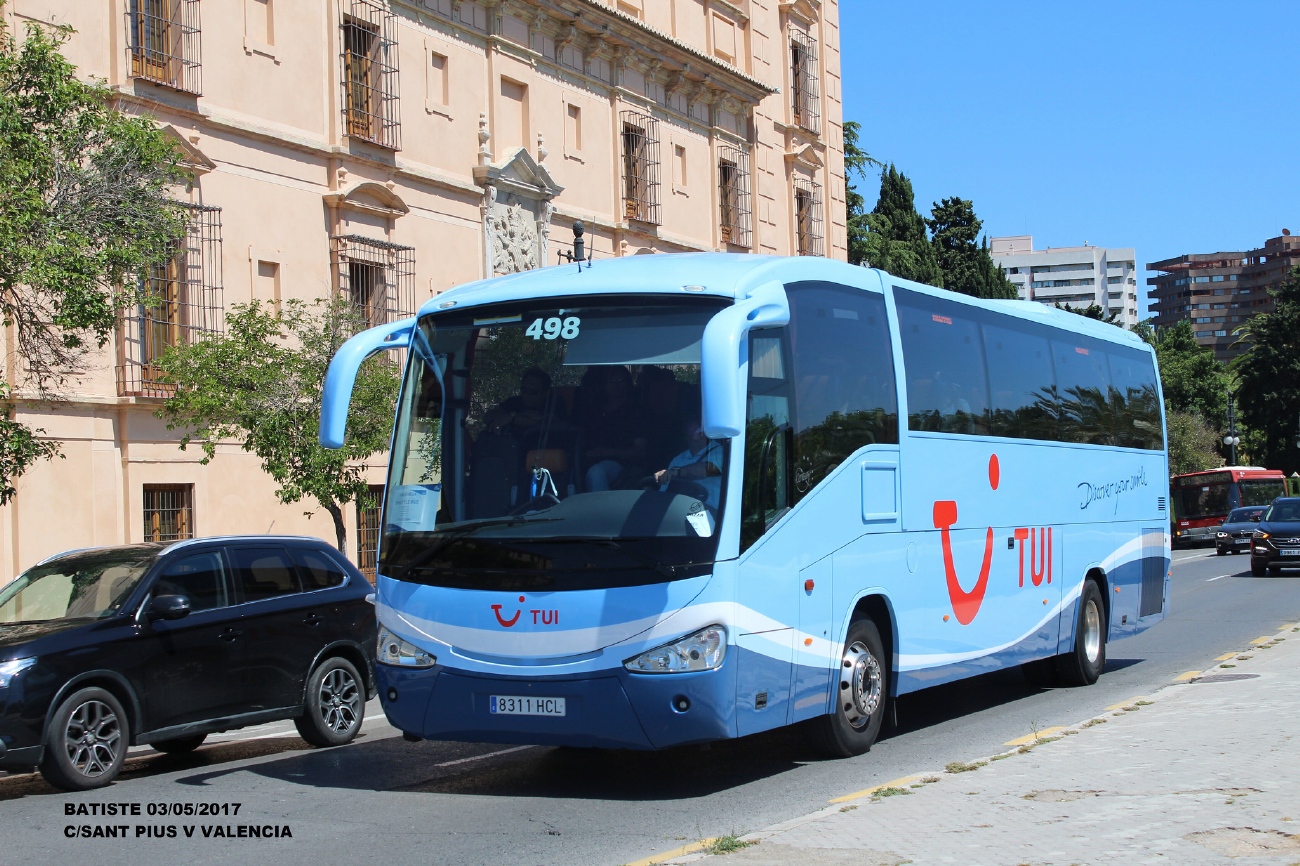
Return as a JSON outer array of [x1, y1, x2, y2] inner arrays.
[[40, 687, 129, 791], [295, 657, 364, 747]]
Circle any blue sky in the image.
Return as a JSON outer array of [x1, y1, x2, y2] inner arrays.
[[839, 1, 1299, 316]]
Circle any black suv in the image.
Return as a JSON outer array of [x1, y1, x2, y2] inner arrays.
[[1217, 506, 1266, 555], [1250, 498, 1300, 576], [0, 537, 376, 790]]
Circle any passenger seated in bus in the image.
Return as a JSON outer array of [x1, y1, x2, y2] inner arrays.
[[484, 368, 564, 437], [653, 418, 724, 510], [582, 365, 648, 491]]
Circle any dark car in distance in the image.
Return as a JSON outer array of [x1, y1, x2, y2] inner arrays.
[[1250, 498, 1300, 576], [1217, 506, 1267, 555], [0, 536, 376, 790]]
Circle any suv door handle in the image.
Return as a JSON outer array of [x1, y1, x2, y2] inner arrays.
[[303, 613, 324, 626], [219, 628, 243, 642]]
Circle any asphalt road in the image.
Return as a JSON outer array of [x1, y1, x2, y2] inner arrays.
[[3, 546, 1298, 866]]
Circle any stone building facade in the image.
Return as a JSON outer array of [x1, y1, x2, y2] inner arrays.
[[0, 0, 846, 581]]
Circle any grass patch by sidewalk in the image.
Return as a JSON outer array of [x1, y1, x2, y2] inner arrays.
[[705, 836, 757, 855], [871, 786, 912, 800], [946, 760, 987, 773]]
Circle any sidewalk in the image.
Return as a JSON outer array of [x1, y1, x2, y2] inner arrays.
[[654, 620, 1300, 866]]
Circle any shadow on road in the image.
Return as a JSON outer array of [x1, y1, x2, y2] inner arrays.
[[0, 657, 1158, 802]]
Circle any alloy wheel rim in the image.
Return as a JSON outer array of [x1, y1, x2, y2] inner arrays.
[[63, 699, 121, 778], [839, 639, 882, 730], [1083, 598, 1102, 664], [318, 668, 361, 734]]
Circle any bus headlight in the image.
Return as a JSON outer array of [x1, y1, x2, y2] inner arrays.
[[377, 625, 436, 668], [624, 626, 726, 674]]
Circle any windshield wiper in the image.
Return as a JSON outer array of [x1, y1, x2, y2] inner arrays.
[[400, 516, 561, 572], [590, 540, 677, 578]]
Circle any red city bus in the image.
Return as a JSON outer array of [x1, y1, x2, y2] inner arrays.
[[1170, 467, 1286, 547]]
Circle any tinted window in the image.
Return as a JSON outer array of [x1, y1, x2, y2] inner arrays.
[[983, 319, 1057, 440], [228, 548, 300, 602], [1107, 345, 1162, 450], [742, 329, 793, 551], [895, 289, 990, 435], [292, 548, 348, 591], [1052, 334, 1114, 445], [787, 282, 898, 500], [154, 552, 230, 612]]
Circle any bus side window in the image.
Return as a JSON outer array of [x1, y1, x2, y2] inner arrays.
[[785, 282, 898, 503], [894, 289, 992, 436], [742, 330, 793, 552], [1051, 335, 1114, 446]]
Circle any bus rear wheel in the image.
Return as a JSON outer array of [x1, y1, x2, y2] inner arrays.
[[810, 618, 887, 758], [1056, 580, 1106, 686]]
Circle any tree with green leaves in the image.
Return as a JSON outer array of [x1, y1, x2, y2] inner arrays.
[[860, 164, 942, 286], [926, 197, 1017, 299], [843, 120, 881, 267], [156, 299, 401, 552], [1165, 408, 1225, 475], [0, 16, 189, 497], [1155, 320, 1229, 431], [1233, 266, 1300, 474]]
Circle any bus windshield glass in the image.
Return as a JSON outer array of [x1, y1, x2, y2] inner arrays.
[[1239, 478, 1285, 507], [380, 295, 730, 590], [1173, 482, 1230, 521]]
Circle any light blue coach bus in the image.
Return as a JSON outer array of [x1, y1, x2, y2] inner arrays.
[[320, 254, 1170, 756]]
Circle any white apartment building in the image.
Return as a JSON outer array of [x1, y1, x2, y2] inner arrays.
[[990, 236, 1140, 327]]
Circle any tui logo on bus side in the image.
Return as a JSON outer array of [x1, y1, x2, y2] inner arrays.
[[934, 454, 1053, 626]]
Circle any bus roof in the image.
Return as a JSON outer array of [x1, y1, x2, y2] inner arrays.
[[417, 253, 1150, 351]]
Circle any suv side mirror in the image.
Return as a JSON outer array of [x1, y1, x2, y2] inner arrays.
[[148, 594, 191, 621]]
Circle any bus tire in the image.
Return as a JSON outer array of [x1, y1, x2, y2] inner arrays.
[[811, 618, 887, 758], [1056, 581, 1106, 687]]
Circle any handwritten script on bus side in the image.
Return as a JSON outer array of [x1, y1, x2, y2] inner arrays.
[[1077, 466, 1149, 514]]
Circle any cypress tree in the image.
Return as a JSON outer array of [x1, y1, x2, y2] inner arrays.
[[927, 197, 1018, 299], [861, 164, 942, 287]]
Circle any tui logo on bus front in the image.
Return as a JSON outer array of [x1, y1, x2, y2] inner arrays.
[[934, 454, 1053, 626], [492, 596, 560, 628]]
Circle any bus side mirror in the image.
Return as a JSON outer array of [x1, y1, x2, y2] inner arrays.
[[319, 318, 417, 449], [700, 281, 790, 439]]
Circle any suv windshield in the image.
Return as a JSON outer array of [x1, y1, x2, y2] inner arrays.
[[0, 548, 157, 623], [1265, 500, 1300, 523], [380, 295, 730, 590]]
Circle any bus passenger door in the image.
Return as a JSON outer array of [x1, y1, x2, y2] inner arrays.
[[735, 330, 798, 737]]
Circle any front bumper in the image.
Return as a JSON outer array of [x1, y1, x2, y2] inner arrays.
[[376, 653, 738, 750], [1251, 545, 1300, 567]]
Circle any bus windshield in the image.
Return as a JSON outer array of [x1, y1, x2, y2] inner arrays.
[[1239, 478, 1285, 507], [380, 295, 730, 590]]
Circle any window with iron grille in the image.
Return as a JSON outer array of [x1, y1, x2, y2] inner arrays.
[[340, 0, 401, 150], [789, 29, 821, 135], [356, 484, 384, 584], [793, 176, 823, 257], [143, 484, 194, 542], [118, 204, 224, 397], [620, 109, 661, 224], [332, 236, 416, 329], [717, 145, 752, 248], [125, 0, 202, 94]]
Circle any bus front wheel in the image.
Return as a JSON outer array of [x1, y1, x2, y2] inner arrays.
[[1056, 580, 1106, 686], [811, 618, 887, 758]]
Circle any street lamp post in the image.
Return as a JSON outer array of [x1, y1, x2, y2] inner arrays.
[[1223, 392, 1240, 467]]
